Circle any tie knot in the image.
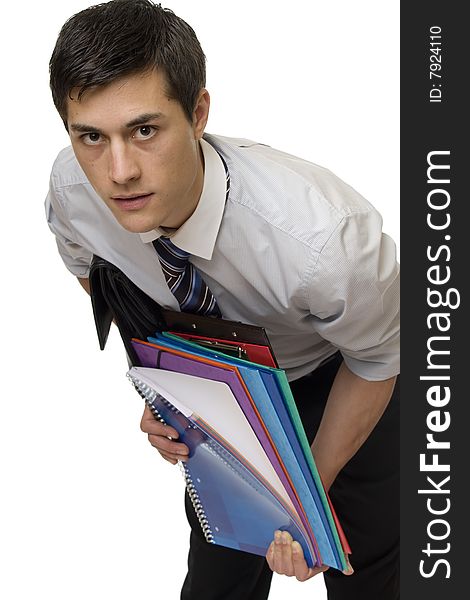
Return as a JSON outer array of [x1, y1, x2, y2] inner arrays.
[[153, 234, 221, 317], [153, 237, 190, 272]]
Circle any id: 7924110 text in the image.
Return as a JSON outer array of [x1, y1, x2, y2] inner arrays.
[[429, 25, 442, 103]]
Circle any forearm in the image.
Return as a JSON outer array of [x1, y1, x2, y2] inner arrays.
[[311, 362, 397, 491], [78, 277, 91, 295]]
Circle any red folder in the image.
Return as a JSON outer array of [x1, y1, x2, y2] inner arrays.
[[169, 332, 278, 368]]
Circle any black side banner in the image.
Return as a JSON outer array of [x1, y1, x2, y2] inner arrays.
[[401, 2, 467, 598]]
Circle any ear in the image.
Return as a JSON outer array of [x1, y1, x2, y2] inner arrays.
[[192, 88, 210, 140]]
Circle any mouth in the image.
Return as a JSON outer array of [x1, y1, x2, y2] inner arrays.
[[111, 193, 153, 211]]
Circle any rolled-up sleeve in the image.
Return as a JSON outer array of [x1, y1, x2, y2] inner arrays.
[[304, 208, 400, 381], [45, 176, 93, 278]]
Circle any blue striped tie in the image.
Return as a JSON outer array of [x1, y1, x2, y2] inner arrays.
[[153, 236, 221, 317]]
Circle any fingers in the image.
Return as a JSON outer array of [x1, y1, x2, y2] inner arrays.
[[157, 450, 180, 465], [147, 431, 189, 457], [140, 404, 189, 464], [342, 555, 354, 576], [140, 405, 179, 438], [291, 541, 312, 581], [266, 531, 329, 582], [274, 531, 295, 576], [267, 531, 299, 577]]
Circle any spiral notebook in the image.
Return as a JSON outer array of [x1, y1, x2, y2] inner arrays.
[[128, 366, 318, 564]]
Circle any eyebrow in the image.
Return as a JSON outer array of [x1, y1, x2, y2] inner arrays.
[[69, 112, 164, 134], [125, 112, 164, 127]]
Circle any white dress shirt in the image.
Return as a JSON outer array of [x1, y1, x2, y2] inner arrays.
[[45, 133, 400, 382]]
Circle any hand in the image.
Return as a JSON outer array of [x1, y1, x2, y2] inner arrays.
[[266, 531, 354, 580], [266, 531, 329, 581], [140, 404, 190, 465]]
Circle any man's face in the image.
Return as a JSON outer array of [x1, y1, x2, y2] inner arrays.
[[67, 69, 208, 233]]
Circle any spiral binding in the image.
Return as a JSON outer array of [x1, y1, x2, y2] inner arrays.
[[128, 374, 182, 426], [127, 372, 215, 544], [179, 461, 215, 543]]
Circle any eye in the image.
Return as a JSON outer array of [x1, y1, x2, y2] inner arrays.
[[81, 132, 102, 145], [133, 125, 157, 140]]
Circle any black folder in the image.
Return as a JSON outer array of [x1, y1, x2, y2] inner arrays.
[[88, 255, 275, 363]]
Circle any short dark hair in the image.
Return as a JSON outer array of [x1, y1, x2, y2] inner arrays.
[[49, 0, 206, 127]]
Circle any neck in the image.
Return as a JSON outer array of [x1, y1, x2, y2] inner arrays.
[[174, 140, 205, 229]]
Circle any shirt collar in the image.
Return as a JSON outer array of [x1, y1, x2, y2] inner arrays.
[[139, 137, 227, 260]]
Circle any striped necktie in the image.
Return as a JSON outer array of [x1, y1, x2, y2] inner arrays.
[[153, 236, 221, 317]]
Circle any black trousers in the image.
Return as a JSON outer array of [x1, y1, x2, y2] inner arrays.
[[181, 353, 400, 599]]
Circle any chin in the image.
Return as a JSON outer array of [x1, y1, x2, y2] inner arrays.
[[116, 215, 160, 234]]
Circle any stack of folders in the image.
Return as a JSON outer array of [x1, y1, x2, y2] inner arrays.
[[127, 317, 351, 571]]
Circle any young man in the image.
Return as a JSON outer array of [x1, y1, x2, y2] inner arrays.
[[46, 1, 400, 598]]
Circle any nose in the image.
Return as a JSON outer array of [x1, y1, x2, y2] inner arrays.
[[108, 141, 141, 184]]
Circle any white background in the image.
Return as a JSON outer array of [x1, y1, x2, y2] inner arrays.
[[0, 1, 399, 598]]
